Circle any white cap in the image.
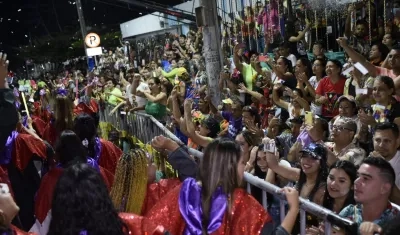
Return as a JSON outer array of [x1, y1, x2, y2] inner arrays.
[[278, 160, 291, 168]]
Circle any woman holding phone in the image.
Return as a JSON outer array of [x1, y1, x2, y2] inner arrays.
[[266, 142, 328, 234]]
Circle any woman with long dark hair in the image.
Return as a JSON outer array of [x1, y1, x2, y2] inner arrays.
[[270, 57, 297, 90], [266, 142, 329, 233], [31, 130, 114, 234], [299, 58, 327, 115], [47, 163, 168, 235], [73, 113, 122, 174], [322, 160, 356, 213], [237, 130, 261, 173], [306, 160, 357, 234]]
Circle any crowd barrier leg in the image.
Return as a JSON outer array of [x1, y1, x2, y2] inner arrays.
[[324, 220, 332, 235], [262, 191, 268, 210], [300, 209, 306, 235], [280, 200, 286, 224]]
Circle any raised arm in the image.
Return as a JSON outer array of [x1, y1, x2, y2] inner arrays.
[[239, 83, 269, 105], [337, 37, 377, 77], [184, 99, 212, 148], [143, 91, 167, 103], [151, 136, 198, 181], [289, 20, 311, 43], [233, 44, 244, 72], [272, 84, 289, 111], [265, 148, 300, 182]]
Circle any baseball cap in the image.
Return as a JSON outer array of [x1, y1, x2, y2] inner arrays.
[[300, 143, 327, 160], [336, 95, 357, 107]]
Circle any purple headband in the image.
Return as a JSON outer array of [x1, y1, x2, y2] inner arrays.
[[57, 88, 68, 96]]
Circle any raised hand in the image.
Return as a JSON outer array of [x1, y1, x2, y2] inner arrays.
[[336, 37, 349, 48], [0, 53, 9, 88]]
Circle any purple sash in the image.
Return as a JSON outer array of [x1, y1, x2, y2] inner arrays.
[[0, 131, 19, 165], [179, 178, 227, 235]]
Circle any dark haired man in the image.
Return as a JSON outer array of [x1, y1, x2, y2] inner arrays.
[[311, 41, 327, 63], [373, 123, 400, 204], [339, 157, 399, 229], [344, 4, 371, 57], [106, 79, 122, 106], [278, 42, 297, 67]]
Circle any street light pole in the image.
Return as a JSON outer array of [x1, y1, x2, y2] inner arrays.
[[199, 0, 222, 108], [76, 0, 89, 64]]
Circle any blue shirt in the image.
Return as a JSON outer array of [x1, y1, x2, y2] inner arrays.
[[222, 111, 243, 139], [161, 60, 172, 72], [339, 203, 399, 231], [175, 128, 188, 145]]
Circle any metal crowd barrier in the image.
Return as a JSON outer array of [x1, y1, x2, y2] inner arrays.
[[99, 105, 357, 235]]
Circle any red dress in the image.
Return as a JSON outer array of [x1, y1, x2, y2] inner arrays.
[[73, 99, 99, 116], [13, 133, 47, 171], [145, 184, 271, 234], [98, 139, 122, 174], [42, 123, 57, 147], [0, 133, 48, 192], [120, 213, 167, 235], [0, 133, 48, 230], [141, 178, 181, 215], [34, 167, 115, 224], [32, 103, 52, 126], [30, 116, 46, 138]]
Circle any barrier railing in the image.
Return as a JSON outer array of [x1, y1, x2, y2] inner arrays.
[[99, 105, 357, 235]]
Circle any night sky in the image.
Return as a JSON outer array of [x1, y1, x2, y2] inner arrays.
[[0, 0, 184, 66]]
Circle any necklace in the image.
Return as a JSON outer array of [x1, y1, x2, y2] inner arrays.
[[305, 181, 316, 188]]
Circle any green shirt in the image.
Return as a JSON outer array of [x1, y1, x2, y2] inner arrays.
[[108, 88, 122, 106]]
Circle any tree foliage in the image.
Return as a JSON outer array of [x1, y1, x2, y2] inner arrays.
[[15, 29, 121, 64]]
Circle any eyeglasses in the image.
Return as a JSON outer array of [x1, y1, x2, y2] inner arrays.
[[332, 125, 351, 132]]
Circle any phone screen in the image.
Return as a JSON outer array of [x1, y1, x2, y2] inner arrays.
[[259, 55, 268, 62], [305, 111, 313, 126], [264, 140, 276, 153]]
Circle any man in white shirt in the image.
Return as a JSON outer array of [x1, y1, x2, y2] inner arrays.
[[278, 42, 297, 67]]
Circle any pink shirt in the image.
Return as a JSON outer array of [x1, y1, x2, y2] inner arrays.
[[376, 66, 400, 101], [376, 66, 397, 79]]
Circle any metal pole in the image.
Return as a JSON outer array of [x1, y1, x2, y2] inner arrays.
[[200, 0, 223, 108], [76, 0, 89, 64]]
